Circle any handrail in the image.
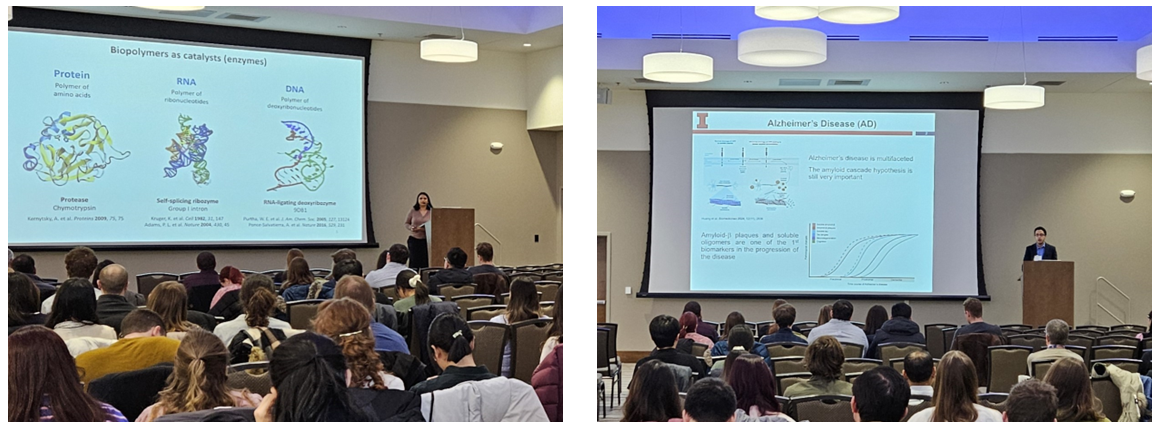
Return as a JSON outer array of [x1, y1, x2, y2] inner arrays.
[[474, 223, 502, 245], [1094, 276, 1129, 326]]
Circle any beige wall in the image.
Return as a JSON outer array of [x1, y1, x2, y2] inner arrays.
[[22, 101, 563, 289], [598, 151, 1152, 352]]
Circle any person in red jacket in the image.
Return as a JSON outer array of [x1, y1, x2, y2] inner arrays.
[[531, 344, 563, 421]]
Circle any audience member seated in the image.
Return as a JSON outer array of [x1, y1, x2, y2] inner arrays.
[[620, 359, 683, 422], [1027, 318, 1085, 374], [335, 275, 406, 352], [903, 350, 936, 403], [759, 303, 808, 345], [93, 259, 145, 306], [272, 248, 304, 285], [817, 304, 833, 325], [365, 244, 409, 288], [683, 378, 737, 422], [392, 269, 441, 313], [9, 273, 47, 334], [635, 314, 708, 380], [41, 246, 100, 314], [729, 354, 794, 422], [763, 299, 789, 336], [863, 304, 889, 341], [8, 326, 128, 422], [94, 264, 136, 334], [490, 277, 549, 377], [852, 366, 911, 422], [472, 272, 509, 297], [313, 298, 405, 389], [46, 278, 117, 342], [137, 330, 262, 421], [711, 312, 770, 360], [467, 242, 504, 276], [210, 266, 245, 310], [907, 350, 1002, 422], [283, 258, 360, 301], [712, 326, 767, 375], [531, 343, 563, 422], [866, 302, 927, 359], [254, 332, 371, 422], [183, 251, 222, 289], [214, 274, 292, 345], [148, 281, 216, 340], [682, 300, 719, 343], [277, 257, 315, 295], [1044, 357, 1110, 422], [428, 247, 474, 292], [950, 298, 1003, 349], [330, 248, 358, 272], [11, 253, 56, 299], [539, 287, 563, 363], [410, 313, 497, 394], [807, 300, 868, 350], [784, 335, 853, 398], [75, 309, 181, 385], [1003, 379, 1059, 422], [680, 311, 714, 347]]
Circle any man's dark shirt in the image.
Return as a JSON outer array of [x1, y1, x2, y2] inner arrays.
[[696, 321, 720, 343], [182, 270, 220, 289], [429, 268, 474, 293], [950, 321, 1003, 349], [467, 264, 504, 277], [759, 327, 808, 345], [21, 273, 57, 300], [635, 347, 708, 380], [409, 365, 497, 394], [96, 294, 138, 335], [866, 317, 926, 359]]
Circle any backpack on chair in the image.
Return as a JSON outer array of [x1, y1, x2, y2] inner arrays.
[[228, 327, 286, 374]]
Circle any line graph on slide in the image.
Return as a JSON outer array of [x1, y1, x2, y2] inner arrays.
[[808, 224, 917, 280]]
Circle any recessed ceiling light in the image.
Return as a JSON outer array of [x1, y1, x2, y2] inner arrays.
[[523, 43, 532, 47]]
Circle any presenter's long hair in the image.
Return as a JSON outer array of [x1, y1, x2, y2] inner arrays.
[[413, 192, 432, 210]]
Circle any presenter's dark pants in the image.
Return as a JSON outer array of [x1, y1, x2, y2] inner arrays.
[[408, 236, 428, 270]]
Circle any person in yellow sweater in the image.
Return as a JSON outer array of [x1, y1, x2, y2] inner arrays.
[[75, 309, 180, 386]]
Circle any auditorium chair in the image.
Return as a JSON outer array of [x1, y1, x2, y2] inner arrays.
[[261, 269, 282, 277], [309, 268, 331, 278], [844, 372, 862, 383], [905, 395, 932, 421], [596, 323, 622, 403], [227, 361, 272, 396], [1070, 328, 1106, 338], [1067, 334, 1098, 350], [499, 291, 542, 304], [1030, 359, 1058, 380], [755, 321, 775, 337], [88, 363, 174, 420], [1096, 334, 1142, 347], [1109, 324, 1148, 333], [418, 268, 440, 285], [1091, 345, 1138, 360], [786, 395, 854, 422], [766, 342, 808, 359], [1091, 358, 1141, 374], [839, 342, 865, 359], [1106, 329, 1145, 338], [690, 342, 709, 359], [377, 285, 399, 302], [469, 321, 509, 377], [703, 320, 722, 337], [533, 281, 560, 306], [1060, 345, 1089, 366], [1090, 367, 1123, 421], [451, 294, 496, 320], [741, 321, 758, 337], [135, 273, 178, 298], [510, 271, 544, 281], [942, 327, 958, 351], [924, 323, 957, 357], [771, 356, 808, 376], [877, 342, 926, 365], [437, 283, 476, 300], [543, 271, 563, 282], [286, 299, 325, 330], [978, 393, 1009, 412], [187, 283, 221, 313], [596, 326, 622, 404], [987, 345, 1034, 394], [776, 372, 812, 396], [1000, 324, 1033, 331], [466, 304, 506, 322], [1008, 333, 1047, 350], [539, 301, 555, 318], [511, 319, 552, 384], [851, 321, 865, 329], [953, 333, 1003, 390], [841, 358, 881, 374], [664, 363, 693, 392], [792, 321, 818, 332]]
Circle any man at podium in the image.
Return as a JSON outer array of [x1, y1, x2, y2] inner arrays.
[[1022, 226, 1058, 261]]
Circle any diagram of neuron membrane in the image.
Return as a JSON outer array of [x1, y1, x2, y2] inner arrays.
[[702, 147, 798, 208]]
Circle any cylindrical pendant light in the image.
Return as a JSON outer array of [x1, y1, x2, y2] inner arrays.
[[754, 6, 819, 21], [738, 27, 827, 67], [420, 39, 478, 63], [984, 85, 1045, 110], [818, 6, 899, 24], [1137, 45, 1152, 81], [643, 52, 714, 83]]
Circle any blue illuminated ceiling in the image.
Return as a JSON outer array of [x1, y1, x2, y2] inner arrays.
[[597, 6, 1152, 42]]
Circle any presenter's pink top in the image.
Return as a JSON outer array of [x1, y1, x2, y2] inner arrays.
[[405, 208, 431, 240]]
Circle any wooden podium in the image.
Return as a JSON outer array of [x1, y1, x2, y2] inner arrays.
[[1022, 260, 1074, 326], [426, 208, 476, 268]]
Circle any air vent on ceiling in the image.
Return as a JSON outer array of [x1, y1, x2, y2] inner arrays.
[[827, 35, 860, 41], [216, 13, 268, 23], [1032, 81, 1066, 86], [634, 77, 670, 84], [652, 33, 731, 40], [419, 33, 458, 40], [1038, 36, 1117, 42], [829, 79, 870, 86], [909, 35, 988, 42], [779, 79, 822, 86], [158, 9, 216, 18]]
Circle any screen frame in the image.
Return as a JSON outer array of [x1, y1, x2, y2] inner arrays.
[[8, 7, 378, 251], [639, 90, 988, 301]]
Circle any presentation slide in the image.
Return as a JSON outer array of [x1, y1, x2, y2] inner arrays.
[[8, 29, 367, 247], [690, 111, 934, 294], [647, 107, 981, 298]]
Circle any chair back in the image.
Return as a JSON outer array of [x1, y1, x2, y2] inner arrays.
[[1030, 359, 1057, 380], [792, 321, 818, 332], [1106, 330, 1144, 338], [839, 342, 864, 359], [543, 271, 563, 282], [942, 327, 958, 351], [1070, 329, 1105, 338], [510, 318, 552, 384], [597, 323, 620, 366], [776, 372, 812, 396], [1008, 334, 1047, 349], [703, 320, 721, 337], [755, 321, 775, 337], [226, 361, 272, 396], [1000, 324, 1033, 331], [978, 393, 1009, 412], [1066, 334, 1096, 350], [987, 345, 1033, 394], [419, 268, 440, 285], [533, 281, 561, 305], [1062, 345, 1089, 366], [1091, 358, 1141, 374], [135, 273, 178, 297], [452, 295, 496, 320], [844, 372, 862, 383], [286, 299, 325, 330], [1090, 373, 1122, 421], [540, 301, 556, 318], [499, 291, 542, 304], [471, 273, 509, 297], [1091, 345, 1137, 360], [467, 305, 508, 322], [742, 321, 758, 337], [905, 397, 932, 421], [841, 358, 881, 374], [88, 363, 174, 421], [1096, 335, 1141, 347], [877, 342, 925, 365], [1075, 325, 1109, 333], [924, 324, 956, 357], [1109, 324, 1148, 333], [261, 269, 283, 277], [309, 268, 331, 278], [376, 285, 399, 301], [771, 356, 808, 376], [469, 321, 509, 376], [510, 271, 544, 281], [438, 284, 476, 300], [952, 333, 1003, 389], [690, 342, 709, 358], [664, 363, 693, 392], [765, 342, 808, 359], [787, 395, 855, 422]]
